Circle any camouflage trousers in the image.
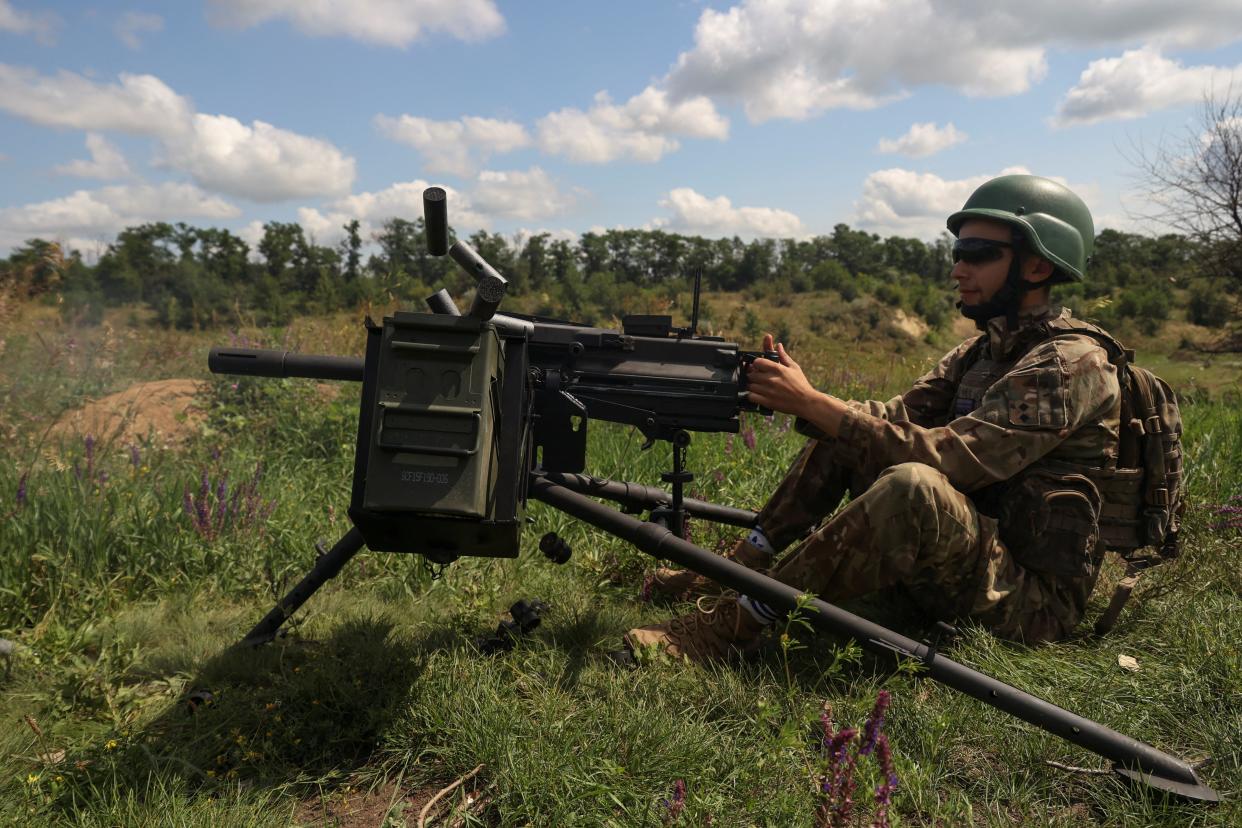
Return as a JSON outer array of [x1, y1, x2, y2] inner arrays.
[[756, 439, 1093, 643]]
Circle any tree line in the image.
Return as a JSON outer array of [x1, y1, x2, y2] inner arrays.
[[0, 218, 1232, 336]]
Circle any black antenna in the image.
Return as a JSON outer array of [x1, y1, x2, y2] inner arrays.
[[687, 270, 702, 337]]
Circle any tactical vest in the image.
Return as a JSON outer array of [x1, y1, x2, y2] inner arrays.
[[951, 320, 1103, 582], [954, 316, 1185, 633]]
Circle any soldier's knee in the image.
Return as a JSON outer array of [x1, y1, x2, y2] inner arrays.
[[874, 462, 946, 504]]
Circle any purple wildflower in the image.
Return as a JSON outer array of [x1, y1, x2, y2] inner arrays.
[[194, 470, 210, 536], [860, 690, 890, 756], [214, 477, 229, 526], [661, 779, 686, 823], [15, 473, 28, 507], [742, 426, 756, 451], [724, 434, 734, 455], [818, 727, 859, 826], [872, 733, 898, 828], [129, 444, 141, 469], [819, 707, 834, 743]]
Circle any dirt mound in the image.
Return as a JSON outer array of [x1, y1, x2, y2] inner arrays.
[[892, 309, 930, 339], [49, 378, 209, 449]]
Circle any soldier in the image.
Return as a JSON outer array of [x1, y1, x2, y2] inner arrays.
[[626, 174, 1122, 661]]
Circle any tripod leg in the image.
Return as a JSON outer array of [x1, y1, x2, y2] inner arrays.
[[240, 527, 366, 647]]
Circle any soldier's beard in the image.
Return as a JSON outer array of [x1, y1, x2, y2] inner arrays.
[[957, 280, 1024, 327], [956, 254, 1035, 329]]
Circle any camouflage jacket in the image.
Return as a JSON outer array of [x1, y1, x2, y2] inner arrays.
[[819, 304, 1122, 516], [787, 303, 1122, 599]]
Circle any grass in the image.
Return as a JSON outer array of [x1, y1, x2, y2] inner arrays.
[[0, 297, 1239, 826]]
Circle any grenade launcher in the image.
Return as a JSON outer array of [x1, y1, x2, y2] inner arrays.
[[206, 187, 1218, 804]]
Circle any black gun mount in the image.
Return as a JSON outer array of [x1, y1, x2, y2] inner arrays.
[[205, 187, 1219, 804]]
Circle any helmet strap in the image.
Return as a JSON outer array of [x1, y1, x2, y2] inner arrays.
[[957, 231, 1040, 329]]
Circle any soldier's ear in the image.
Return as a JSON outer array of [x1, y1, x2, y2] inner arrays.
[[1025, 255, 1055, 285]]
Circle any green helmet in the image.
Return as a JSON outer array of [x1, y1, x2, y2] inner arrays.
[[946, 174, 1094, 282]]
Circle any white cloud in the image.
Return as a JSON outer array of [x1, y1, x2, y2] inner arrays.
[[0, 0, 58, 43], [655, 188, 803, 238], [374, 113, 530, 177], [54, 133, 132, 179], [877, 122, 967, 157], [1053, 46, 1241, 127], [537, 86, 728, 163], [238, 219, 267, 250], [854, 167, 1034, 238], [162, 114, 355, 202], [207, 0, 504, 47], [0, 65, 192, 135], [0, 65, 356, 201], [0, 182, 239, 251], [470, 168, 577, 221], [853, 167, 1104, 239], [297, 180, 490, 246], [114, 11, 163, 50], [664, 0, 1242, 123], [296, 169, 574, 246]]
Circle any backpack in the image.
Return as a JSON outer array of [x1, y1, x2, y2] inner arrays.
[[1032, 322, 1186, 634]]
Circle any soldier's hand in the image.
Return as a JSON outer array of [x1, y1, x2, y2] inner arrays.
[[745, 335, 819, 419]]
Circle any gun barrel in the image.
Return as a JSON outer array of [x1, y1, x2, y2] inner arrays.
[[209, 347, 364, 381]]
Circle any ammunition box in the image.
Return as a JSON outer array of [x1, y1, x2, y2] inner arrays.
[[350, 312, 528, 561]]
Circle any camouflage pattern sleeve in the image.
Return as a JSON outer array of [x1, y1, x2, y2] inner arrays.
[[833, 335, 1120, 492], [899, 335, 984, 427], [794, 336, 982, 440]]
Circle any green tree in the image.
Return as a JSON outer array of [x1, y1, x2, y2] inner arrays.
[[578, 231, 609, 278], [831, 223, 884, 276], [519, 232, 551, 292], [2, 238, 66, 297], [341, 219, 362, 285], [1133, 91, 1242, 344], [94, 223, 178, 304], [195, 227, 251, 287]]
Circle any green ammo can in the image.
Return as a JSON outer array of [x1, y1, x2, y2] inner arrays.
[[349, 311, 528, 562]]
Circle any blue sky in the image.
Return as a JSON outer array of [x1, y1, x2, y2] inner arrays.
[[2, 1, 1242, 258]]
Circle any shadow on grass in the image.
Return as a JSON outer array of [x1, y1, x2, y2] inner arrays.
[[47, 615, 464, 820]]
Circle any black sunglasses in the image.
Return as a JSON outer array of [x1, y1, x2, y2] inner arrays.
[[952, 237, 1013, 264]]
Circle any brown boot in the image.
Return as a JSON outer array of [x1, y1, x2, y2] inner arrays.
[[624, 597, 768, 663], [644, 538, 773, 601]]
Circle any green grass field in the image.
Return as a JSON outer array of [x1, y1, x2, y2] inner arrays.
[[1, 301, 1239, 826]]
